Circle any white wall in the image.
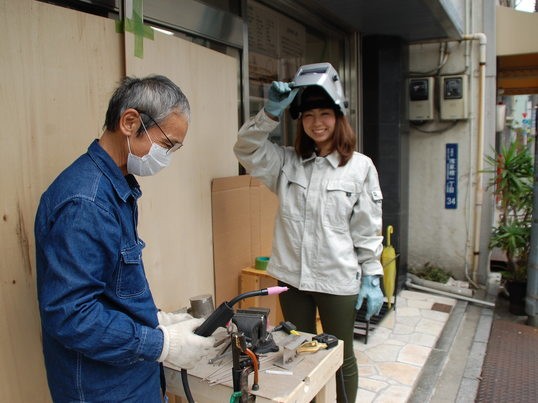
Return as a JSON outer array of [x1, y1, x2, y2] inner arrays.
[[408, 41, 474, 275], [407, 0, 496, 282]]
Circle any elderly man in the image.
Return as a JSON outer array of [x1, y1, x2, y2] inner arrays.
[[35, 75, 213, 402]]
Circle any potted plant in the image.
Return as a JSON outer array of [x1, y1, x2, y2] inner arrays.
[[485, 138, 533, 314]]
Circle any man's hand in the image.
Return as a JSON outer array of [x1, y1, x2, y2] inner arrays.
[[158, 317, 214, 369], [264, 81, 299, 118], [157, 310, 192, 326], [356, 275, 384, 321]]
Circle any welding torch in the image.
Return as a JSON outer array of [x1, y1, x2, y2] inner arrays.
[[181, 286, 288, 403]]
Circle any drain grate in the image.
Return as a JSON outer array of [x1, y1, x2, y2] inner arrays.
[[431, 302, 452, 313]]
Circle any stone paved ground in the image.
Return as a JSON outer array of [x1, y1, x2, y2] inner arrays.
[[354, 290, 457, 402]]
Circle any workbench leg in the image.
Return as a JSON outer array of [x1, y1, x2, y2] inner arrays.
[[315, 374, 337, 403]]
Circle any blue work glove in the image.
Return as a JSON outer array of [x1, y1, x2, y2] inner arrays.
[[356, 275, 384, 321], [264, 81, 299, 118]]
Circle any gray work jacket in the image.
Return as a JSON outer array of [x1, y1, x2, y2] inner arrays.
[[234, 110, 384, 295]]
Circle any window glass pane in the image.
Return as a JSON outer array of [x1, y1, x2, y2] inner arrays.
[[247, 1, 344, 146], [199, 0, 241, 15]]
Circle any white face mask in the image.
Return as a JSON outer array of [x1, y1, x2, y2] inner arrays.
[[126, 120, 172, 176]]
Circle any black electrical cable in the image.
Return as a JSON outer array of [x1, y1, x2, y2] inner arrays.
[[181, 368, 195, 403], [410, 119, 459, 134], [228, 289, 266, 306]]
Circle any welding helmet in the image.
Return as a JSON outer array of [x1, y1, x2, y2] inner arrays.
[[289, 62, 348, 119]]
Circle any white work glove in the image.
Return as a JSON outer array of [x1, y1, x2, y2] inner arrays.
[[157, 310, 192, 326], [158, 317, 214, 369], [356, 275, 384, 321]]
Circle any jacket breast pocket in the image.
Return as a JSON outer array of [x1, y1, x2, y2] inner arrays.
[[117, 241, 147, 298], [323, 180, 360, 231], [280, 168, 307, 221]]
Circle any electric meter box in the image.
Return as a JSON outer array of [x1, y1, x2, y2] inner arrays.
[[408, 77, 434, 121], [440, 75, 469, 120]]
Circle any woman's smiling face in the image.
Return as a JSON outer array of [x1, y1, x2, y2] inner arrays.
[[301, 107, 336, 155]]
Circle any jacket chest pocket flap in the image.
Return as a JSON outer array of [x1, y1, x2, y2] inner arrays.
[[117, 241, 147, 298], [323, 180, 361, 230]]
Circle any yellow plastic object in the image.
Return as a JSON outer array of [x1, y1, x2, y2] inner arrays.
[[297, 340, 327, 354], [381, 225, 397, 309]]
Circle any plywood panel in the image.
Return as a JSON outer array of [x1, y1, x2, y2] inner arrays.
[[1, 2, 238, 401], [0, 0, 123, 401], [124, 30, 239, 311]]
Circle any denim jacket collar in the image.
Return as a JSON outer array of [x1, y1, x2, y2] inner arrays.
[[87, 139, 141, 202]]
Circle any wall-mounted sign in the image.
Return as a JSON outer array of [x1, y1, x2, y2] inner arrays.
[[445, 143, 458, 209]]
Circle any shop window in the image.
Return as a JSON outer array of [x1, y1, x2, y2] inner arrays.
[[247, 0, 345, 146]]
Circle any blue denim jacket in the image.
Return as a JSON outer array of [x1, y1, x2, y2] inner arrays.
[[35, 140, 164, 402]]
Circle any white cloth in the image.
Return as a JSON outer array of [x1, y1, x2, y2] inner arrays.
[[157, 310, 192, 327], [234, 109, 384, 295]]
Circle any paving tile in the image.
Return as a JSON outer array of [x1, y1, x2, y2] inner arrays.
[[352, 290, 457, 402], [377, 362, 421, 385], [358, 364, 379, 378], [359, 377, 388, 392], [415, 318, 445, 336], [420, 309, 450, 322], [356, 387, 376, 402], [398, 344, 431, 366], [390, 333, 412, 344], [395, 306, 422, 317], [375, 385, 413, 402], [356, 350, 372, 365], [381, 309, 396, 327], [408, 332, 438, 348], [364, 343, 403, 362], [406, 298, 435, 309], [392, 323, 415, 335]]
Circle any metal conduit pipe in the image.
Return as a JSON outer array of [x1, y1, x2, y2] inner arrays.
[[405, 278, 495, 307], [407, 273, 473, 297], [462, 33, 487, 284], [527, 108, 538, 326]]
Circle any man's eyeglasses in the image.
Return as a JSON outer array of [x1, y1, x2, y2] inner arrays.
[[138, 111, 183, 153]]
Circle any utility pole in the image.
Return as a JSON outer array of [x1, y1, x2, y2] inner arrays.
[[527, 105, 538, 326]]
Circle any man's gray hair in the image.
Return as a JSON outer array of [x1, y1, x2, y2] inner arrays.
[[104, 75, 190, 134]]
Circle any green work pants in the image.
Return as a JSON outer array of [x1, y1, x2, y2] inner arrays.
[[278, 282, 358, 403]]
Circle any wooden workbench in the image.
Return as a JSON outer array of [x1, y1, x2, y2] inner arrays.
[[164, 330, 343, 402]]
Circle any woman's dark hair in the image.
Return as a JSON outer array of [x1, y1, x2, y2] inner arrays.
[[294, 107, 356, 167]]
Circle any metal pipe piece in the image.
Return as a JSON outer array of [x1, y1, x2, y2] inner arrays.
[[406, 278, 495, 307]]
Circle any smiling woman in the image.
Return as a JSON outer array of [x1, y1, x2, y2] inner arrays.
[[234, 63, 384, 403], [301, 108, 336, 156]]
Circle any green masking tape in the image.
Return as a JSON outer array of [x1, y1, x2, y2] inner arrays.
[[255, 256, 270, 270], [116, 0, 154, 59]]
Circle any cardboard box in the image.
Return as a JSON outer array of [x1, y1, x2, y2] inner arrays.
[[211, 175, 278, 305]]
